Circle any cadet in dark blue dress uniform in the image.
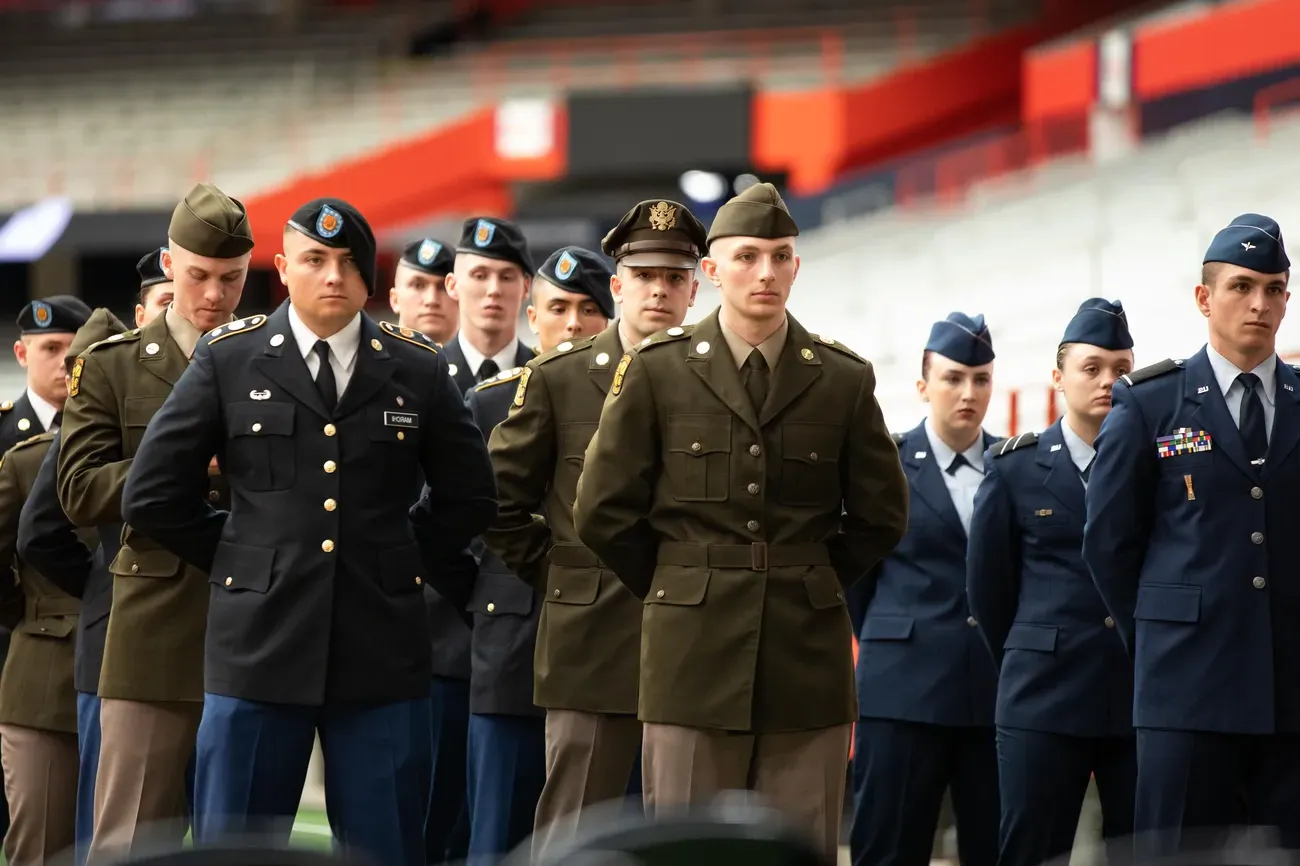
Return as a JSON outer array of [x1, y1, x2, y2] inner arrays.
[[1084, 214, 1300, 854], [461, 246, 613, 864], [968, 299, 1138, 866], [848, 312, 1001, 866], [119, 198, 498, 866]]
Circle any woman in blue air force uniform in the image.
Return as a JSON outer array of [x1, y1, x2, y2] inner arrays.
[[966, 298, 1138, 866]]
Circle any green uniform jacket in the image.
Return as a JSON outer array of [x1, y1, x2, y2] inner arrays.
[[482, 323, 642, 715], [57, 313, 226, 702], [573, 310, 909, 733], [0, 433, 93, 733]]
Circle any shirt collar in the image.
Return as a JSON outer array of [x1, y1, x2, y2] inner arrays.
[[1059, 418, 1096, 472], [25, 388, 58, 429], [457, 332, 520, 376], [164, 304, 205, 360], [287, 304, 362, 371], [1206, 343, 1277, 406], [923, 417, 984, 474], [719, 315, 788, 370]]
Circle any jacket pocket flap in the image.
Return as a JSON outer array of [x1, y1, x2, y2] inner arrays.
[[863, 615, 914, 640], [666, 415, 732, 456], [1004, 623, 1058, 652], [123, 396, 166, 427], [645, 566, 710, 606], [1134, 583, 1200, 624], [468, 572, 535, 615], [802, 567, 845, 610], [18, 616, 76, 638], [381, 542, 426, 595], [782, 422, 844, 464], [545, 566, 600, 605], [209, 541, 275, 593], [110, 547, 182, 578], [227, 401, 295, 438]]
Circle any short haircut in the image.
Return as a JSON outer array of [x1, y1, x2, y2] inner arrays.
[[921, 350, 932, 380], [1056, 343, 1071, 370]]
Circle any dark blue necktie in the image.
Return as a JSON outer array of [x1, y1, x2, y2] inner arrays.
[[1080, 458, 1093, 483], [946, 453, 971, 476], [1238, 372, 1268, 463]]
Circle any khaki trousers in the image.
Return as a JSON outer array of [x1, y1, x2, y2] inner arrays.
[[0, 724, 79, 866], [88, 699, 201, 864], [532, 710, 641, 859], [643, 722, 852, 861]]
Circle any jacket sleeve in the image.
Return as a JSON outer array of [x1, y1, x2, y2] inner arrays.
[[57, 352, 134, 526], [967, 455, 1022, 665], [0, 450, 25, 630], [18, 432, 93, 598]]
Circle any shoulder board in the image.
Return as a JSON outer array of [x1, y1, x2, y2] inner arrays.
[[82, 328, 142, 356], [992, 432, 1039, 458], [206, 315, 269, 346], [890, 432, 905, 445], [1120, 358, 1182, 388], [637, 324, 694, 352], [810, 333, 866, 364], [473, 366, 526, 392], [9, 431, 54, 453], [379, 320, 439, 354], [535, 335, 595, 367]]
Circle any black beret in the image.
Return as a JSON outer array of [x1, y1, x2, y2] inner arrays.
[[706, 182, 799, 246], [399, 238, 454, 277], [136, 246, 171, 289], [456, 217, 534, 276], [925, 312, 995, 367], [601, 200, 708, 269], [17, 294, 93, 335], [1060, 298, 1133, 351], [168, 182, 254, 259], [287, 198, 378, 296], [535, 246, 615, 319], [1204, 213, 1290, 274]]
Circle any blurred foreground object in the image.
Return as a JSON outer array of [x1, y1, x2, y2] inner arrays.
[[103, 843, 377, 866]]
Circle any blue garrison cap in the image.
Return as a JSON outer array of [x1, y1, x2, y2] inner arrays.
[[925, 312, 994, 367], [1204, 213, 1290, 274], [1060, 298, 1133, 351]]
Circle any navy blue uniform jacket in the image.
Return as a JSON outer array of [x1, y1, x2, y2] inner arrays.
[[967, 421, 1133, 738]]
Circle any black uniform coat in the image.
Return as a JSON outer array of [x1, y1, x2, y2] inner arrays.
[[0, 393, 49, 456], [121, 303, 498, 706], [465, 369, 542, 718]]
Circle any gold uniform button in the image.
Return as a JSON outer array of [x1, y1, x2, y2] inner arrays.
[[747, 483, 760, 495], [746, 520, 760, 532], [324, 461, 337, 473], [966, 616, 978, 627], [324, 424, 337, 437], [1254, 576, 1267, 589], [324, 499, 337, 512], [809, 452, 819, 462], [1252, 487, 1264, 499], [225, 577, 233, 587], [691, 442, 702, 452], [749, 445, 761, 457], [1252, 532, 1264, 544], [1104, 616, 1115, 628], [486, 602, 496, 613], [397, 431, 405, 441], [553, 589, 561, 598], [656, 589, 665, 599], [131, 563, 139, 574], [415, 577, 422, 586], [207, 490, 220, 502], [322, 540, 335, 553]]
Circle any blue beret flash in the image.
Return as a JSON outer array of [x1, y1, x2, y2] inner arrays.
[[1204, 213, 1290, 274], [1059, 298, 1133, 351], [925, 312, 995, 367]]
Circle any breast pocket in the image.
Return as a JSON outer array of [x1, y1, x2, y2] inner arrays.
[[558, 422, 598, 506], [368, 407, 420, 475], [665, 415, 732, 503], [779, 422, 843, 507], [225, 402, 296, 492], [123, 396, 166, 456]]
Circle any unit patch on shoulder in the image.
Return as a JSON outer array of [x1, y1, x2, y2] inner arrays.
[[1120, 358, 1182, 388], [611, 353, 633, 396], [207, 315, 269, 346], [380, 320, 439, 354], [474, 367, 525, 392], [993, 432, 1039, 458], [69, 357, 85, 397]]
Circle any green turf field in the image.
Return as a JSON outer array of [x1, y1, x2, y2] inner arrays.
[[289, 807, 334, 849]]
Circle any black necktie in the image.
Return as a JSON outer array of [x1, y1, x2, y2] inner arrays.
[[1080, 458, 1093, 483], [313, 340, 337, 414], [1238, 372, 1268, 463], [51, 411, 62, 429], [743, 349, 769, 412], [477, 359, 500, 383], [946, 453, 971, 476]]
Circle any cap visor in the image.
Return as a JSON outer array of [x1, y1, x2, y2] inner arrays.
[[619, 251, 698, 269]]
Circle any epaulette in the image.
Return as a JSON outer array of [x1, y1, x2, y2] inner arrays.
[[637, 324, 694, 352], [206, 315, 268, 346], [379, 320, 439, 354], [1120, 358, 1182, 388], [890, 432, 905, 445], [8, 431, 54, 453], [992, 432, 1039, 458], [535, 335, 595, 367], [810, 333, 866, 364], [0, 401, 12, 414], [82, 328, 142, 356], [473, 366, 526, 392]]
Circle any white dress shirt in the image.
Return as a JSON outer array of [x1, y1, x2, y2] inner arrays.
[[27, 388, 59, 432], [1206, 343, 1277, 441], [1060, 418, 1096, 488], [457, 333, 521, 381], [924, 417, 985, 535], [287, 305, 362, 396]]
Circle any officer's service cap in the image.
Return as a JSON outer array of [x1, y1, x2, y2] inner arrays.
[[1204, 213, 1290, 274], [926, 312, 995, 367], [18, 295, 92, 336], [601, 199, 708, 269], [287, 198, 379, 297], [706, 182, 800, 246], [137, 247, 171, 290], [536, 246, 615, 319], [66, 307, 129, 366], [456, 217, 535, 276], [400, 238, 454, 277], [1060, 298, 1133, 351], [168, 182, 254, 260]]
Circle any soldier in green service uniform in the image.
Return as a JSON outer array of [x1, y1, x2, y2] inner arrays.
[[572, 182, 909, 860], [0, 309, 119, 866], [481, 199, 708, 859], [57, 182, 252, 863]]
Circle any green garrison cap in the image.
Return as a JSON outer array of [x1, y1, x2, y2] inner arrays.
[[705, 182, 800, 246], [66, 307, 129, 366], [168, 182, 254, 259], [601, 199, 708, 269]]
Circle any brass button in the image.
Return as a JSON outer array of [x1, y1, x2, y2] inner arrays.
[[553, 589, 561, 598], [1254, 576, 1266, 589], [324, 424, 337, 437], [324, 460, 337, 473], [966, 616, 978, 627], [749, 444, 761, 457], [691, 442, 702, 452], [131, 563, 139, 574], [322, 539, 335, 553], [251, 422, 262, 433], [207, 489, 220, 502], [415, 577, 422, 586], [747, 483, 760, 495], [809, 452, 819, 462], [225, 577, 233, 586], [836, 592, 843, 601], [746, 520, 760, 532], [656, 589, 665, 599], [1104, 616, 1115, 628], [1252, 487, 1263, 499], [487, 602, 496, 613], [1252, 532, 1264, 544], [397, 431, 405, 441], [324, 499, 337, 512]]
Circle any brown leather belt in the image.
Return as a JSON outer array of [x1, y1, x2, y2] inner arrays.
[[548, 542, 604, 569], [656, 542, 830, 572]]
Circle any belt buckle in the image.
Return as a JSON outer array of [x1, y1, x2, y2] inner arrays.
[[750, 542, 768, 572]]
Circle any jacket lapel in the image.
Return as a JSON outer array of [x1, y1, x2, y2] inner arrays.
[[901, 424, 964, 536], [1265, 358, 1300, 476], [1037, 421, 1086, 518], [333, 316, 395, 418], [441, 339, 475, 396], [252, 305, 331, 421], [1183, 348, 1254, 480], [759, 316, 824, 427], [686, 312, 761, 434], [587, 326, 623, 396], [137, 314, 189, 387]]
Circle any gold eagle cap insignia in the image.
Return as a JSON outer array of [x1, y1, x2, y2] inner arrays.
[[648, 201, 677, 232]]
